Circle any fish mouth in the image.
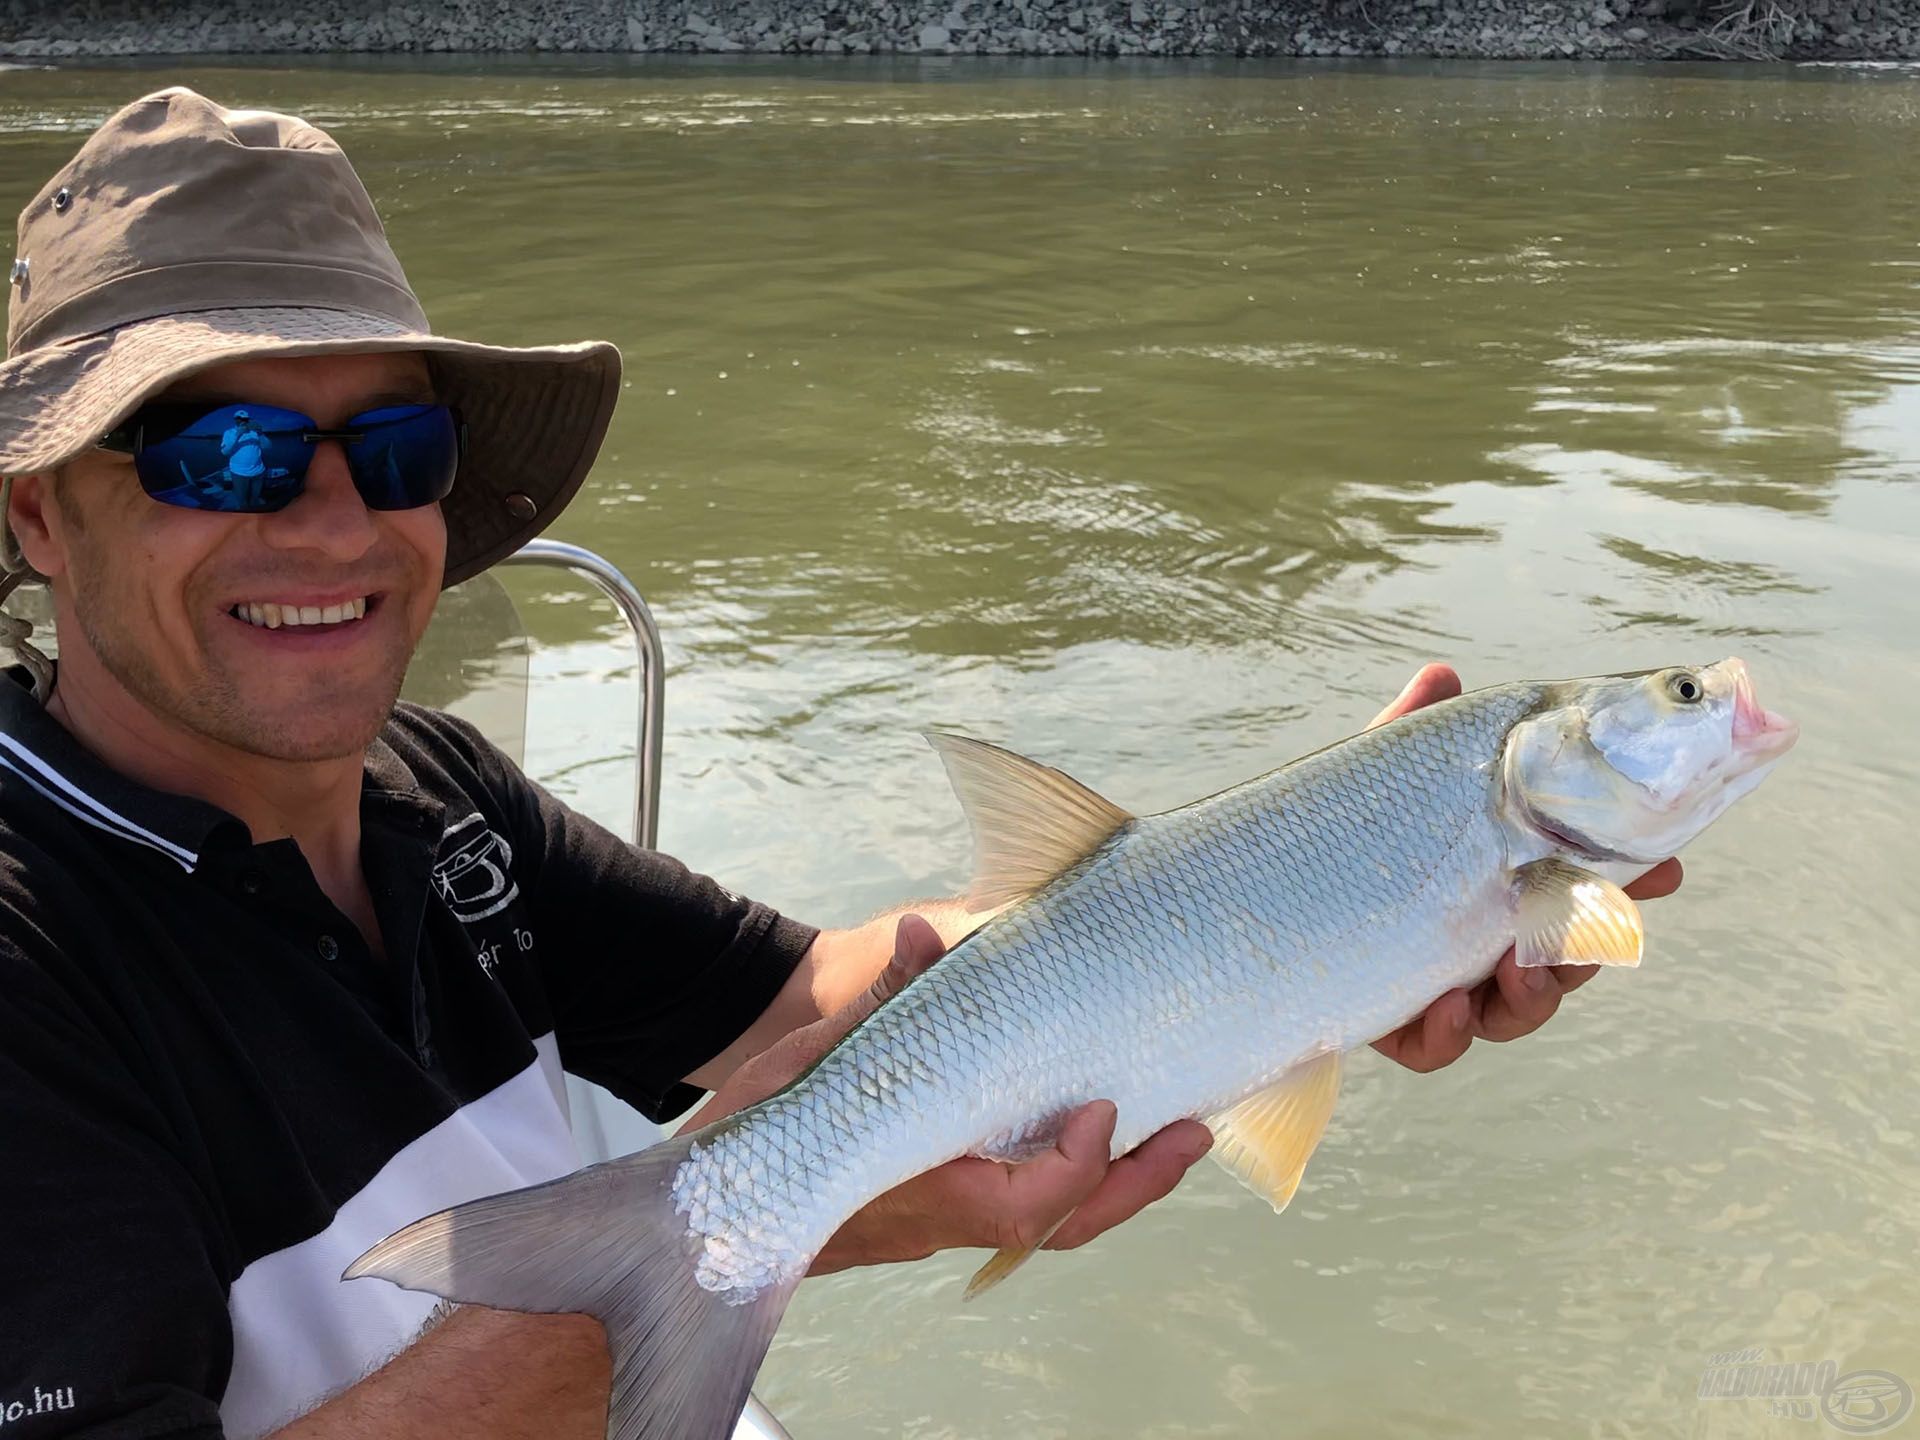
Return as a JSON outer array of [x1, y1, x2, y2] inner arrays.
[[1720, 657, 1799, 762]]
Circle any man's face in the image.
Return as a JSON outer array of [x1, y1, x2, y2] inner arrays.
[[41, 351, 447, 762]]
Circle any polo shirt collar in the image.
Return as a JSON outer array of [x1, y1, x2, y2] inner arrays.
[[0, 666, 438, 872]]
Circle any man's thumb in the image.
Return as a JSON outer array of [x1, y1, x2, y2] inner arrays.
[[859, 913, 947, 1016], [829, 913, 950, 1043]]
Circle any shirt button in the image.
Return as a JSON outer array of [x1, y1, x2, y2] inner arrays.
[[239, 870, 266, 896], [316, 934, 340, 962]]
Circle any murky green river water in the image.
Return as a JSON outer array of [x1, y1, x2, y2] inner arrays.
[[4, 56, 1917, 1439]]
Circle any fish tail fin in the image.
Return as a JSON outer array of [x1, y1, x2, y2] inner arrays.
[[344, 1131, 799, 1440]]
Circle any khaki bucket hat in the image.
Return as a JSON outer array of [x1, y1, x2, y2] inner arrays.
[[0, 85, 621, 590]]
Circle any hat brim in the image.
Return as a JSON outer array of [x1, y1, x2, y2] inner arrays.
[[0, 305, 621, 588]]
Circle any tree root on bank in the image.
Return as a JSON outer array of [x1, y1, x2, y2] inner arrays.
[[1670, 0, 1805, 59]]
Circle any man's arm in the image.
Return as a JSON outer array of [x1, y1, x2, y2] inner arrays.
[[268, 1308, 609, 1440]]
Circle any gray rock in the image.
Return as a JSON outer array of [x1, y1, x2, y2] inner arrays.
[[5, 0, 1913, 64]]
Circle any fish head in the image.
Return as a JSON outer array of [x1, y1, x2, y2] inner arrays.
[[1502, 658, 1797, 865]]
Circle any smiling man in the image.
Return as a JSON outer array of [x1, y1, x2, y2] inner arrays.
[[0, 88, 1681, 1440]]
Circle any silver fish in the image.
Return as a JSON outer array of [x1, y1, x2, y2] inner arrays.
[[347, 659, 1797, 1440]]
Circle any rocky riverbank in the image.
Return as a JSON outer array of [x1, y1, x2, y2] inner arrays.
[[2, 0, 1915, 60]]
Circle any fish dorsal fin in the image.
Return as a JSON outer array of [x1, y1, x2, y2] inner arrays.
[[924, 733, 1134, 912], [1206, 1050, 1343, 1214], [1513, 858, 1644, 969]]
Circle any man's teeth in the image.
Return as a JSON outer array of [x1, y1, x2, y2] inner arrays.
[[234, 597, 370, 629]]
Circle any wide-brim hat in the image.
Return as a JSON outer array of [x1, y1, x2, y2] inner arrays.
[[0, 87, 620, 590]]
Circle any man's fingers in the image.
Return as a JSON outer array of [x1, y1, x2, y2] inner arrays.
[[1478, 950, 1566, 1042], [1046, 1119, 1213, 1251], [1371, 987, 1473, 1072], [997, 1100, 1118, 1251], [1624, 857, 1683, 901], [1367, 664, 1463, 730]]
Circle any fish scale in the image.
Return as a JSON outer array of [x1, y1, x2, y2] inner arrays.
[[350, 660, 1796, 1440]]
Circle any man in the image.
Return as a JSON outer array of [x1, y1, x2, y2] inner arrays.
[[217, 408, 269, 508], [0, 89, 1680, 1440]]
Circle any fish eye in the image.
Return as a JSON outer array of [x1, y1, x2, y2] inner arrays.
[[1666, 671, 1704, 704]]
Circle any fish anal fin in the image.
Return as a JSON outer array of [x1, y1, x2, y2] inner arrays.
[[1513, 857, 1644, 969], [1206, 1050, 1342, 1215], [924, 733, 1133, 912], [962, 1210, 1073, 1302]]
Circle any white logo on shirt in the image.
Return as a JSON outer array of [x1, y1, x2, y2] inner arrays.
[[431, 812, 519, 923]]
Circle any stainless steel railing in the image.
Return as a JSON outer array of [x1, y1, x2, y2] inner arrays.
[[499, 539, 665, 850]]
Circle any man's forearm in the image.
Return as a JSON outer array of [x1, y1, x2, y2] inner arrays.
[[683, 899, 984, 1091], [269, 1306, 608, 1439]]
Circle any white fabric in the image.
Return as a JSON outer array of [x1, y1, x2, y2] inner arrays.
[[220, 1033, 578, 1439]]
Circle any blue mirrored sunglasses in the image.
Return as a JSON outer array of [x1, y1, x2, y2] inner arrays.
[[99, 401, 464, 514]]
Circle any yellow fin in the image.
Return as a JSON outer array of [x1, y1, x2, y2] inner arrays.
[[1513, 857, 1644, 969], [1206, 1050, 1342, 1214], [962, 1211, 1072, 1302], [925, 733, 1134, 912]]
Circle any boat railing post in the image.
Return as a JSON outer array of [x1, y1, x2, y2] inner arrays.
[[498, 540, 664, 850]]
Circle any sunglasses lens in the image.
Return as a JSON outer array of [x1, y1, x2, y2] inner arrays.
[[133, 402, 311, 513], [344, 405, 460, 510]]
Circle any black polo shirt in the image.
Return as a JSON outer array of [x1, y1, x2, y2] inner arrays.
[[0, 667, 816, 1439]]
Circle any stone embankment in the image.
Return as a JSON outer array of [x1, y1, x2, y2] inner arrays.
[[2, 0, 1915, 60]]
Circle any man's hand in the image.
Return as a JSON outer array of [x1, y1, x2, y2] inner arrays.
[[686, 915, 1212, 1278], [1362, 664, 1686, 1074]]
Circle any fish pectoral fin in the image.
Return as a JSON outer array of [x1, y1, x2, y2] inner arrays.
[[924, 732, 1134, 912], [1513, 857, 1644, 969], [1205, 1050, 1342, 1215], [962, 1210, 1074, 1302]]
